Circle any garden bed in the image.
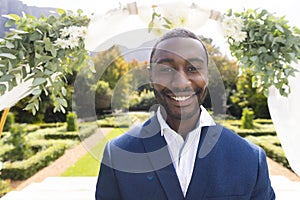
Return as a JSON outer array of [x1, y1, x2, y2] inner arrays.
[[0, 123, 97, 181], [219, 119, 291, 169]]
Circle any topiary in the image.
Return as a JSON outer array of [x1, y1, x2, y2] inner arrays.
[[66, 112, 78, 132], [241, 108, 255, 129]]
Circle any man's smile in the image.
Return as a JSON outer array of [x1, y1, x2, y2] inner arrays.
[[167, 93, 196, 102]]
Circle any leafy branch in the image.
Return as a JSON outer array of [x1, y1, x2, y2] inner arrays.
[[224, 9, 300, 96], [0, 9, 90, 114]]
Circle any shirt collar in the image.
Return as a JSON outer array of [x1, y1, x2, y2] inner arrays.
[[157, 105, 216, 137]]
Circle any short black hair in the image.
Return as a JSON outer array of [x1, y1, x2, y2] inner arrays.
[[149, 28, 209, 68]]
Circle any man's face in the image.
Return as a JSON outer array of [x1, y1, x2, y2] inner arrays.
[[150, 37, 208, 120]]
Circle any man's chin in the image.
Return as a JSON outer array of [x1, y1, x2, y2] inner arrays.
[[164, 104, 201, 121]]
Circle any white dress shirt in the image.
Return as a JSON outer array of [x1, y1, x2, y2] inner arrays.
[[157, 105, 216, 196]]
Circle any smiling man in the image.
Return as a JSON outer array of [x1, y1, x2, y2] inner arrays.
[[95, 28, 275, 200]]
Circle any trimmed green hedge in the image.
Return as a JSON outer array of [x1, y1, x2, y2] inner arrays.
[[38, 122, 64, 129], [0, 145, 14, 157], [219, 119, 290, 170], [1, 143, 69, 180], [44, 131, 80, 140], [0, 123, 97, 181], [220, 120, 276, 137], [43, 125, 97, 140], [0, 179, 11, 198], [246, 135, 290, 169]]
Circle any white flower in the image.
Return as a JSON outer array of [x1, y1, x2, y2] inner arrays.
[[222, 15, 247, 42], [68, 26, 81, 38], [231, 16, 244, 29], [55, 38, 69, 49], [68, 36, 79, 49], [78, 26, 88, 38], [223, 27, 235, 38], [60, 27, 69, 38], [234, 31, 247, 42]]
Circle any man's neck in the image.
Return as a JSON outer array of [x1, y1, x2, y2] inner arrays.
[[166, 111, 201, 140]]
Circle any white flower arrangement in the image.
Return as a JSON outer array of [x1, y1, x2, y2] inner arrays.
[[223, 9, 300, 96], [222, 15, 247, 43], [55, 26, 87, 49]]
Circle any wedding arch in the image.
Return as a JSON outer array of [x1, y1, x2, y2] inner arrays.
[[0, 1, 300, 176], [85, 1, 300, 176]]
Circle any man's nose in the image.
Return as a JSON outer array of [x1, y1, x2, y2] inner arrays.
[[171, 70, 191, 90]]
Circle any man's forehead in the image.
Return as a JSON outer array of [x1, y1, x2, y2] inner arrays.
[[153, 39, 206, 61], [152, 37, 206, 62]]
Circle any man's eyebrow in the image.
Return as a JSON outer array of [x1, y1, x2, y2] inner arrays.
[[155, 58, 174, 64], [186, 57, 205, 63]]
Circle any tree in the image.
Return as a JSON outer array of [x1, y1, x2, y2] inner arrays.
[[201, 37, 239, 115], [230, 69, 270, 118]]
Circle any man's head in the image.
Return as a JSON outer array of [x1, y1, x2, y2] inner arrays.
[[149, 28, 209, 121]]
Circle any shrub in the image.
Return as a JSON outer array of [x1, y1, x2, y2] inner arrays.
[[0, 179, 11, 197], [246, 135, 290, 169], [3, 124, 33, 161], [27, 139, 76, 154], [1, 143, 68, 180], [241, 108, 254, 129], [129, 90, 156, 111], [78, 125, 97, 139], [43, 125, 96, 140], [66, 112, 78, 131], [0, 145, 14, 158], [3, 112, 14, 132], [38, 122, 64, 129], [44, 131, 79, 140], [219, 120, 276, 137]]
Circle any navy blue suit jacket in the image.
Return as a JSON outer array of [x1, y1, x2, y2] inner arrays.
[[95, 115, 275, 199]]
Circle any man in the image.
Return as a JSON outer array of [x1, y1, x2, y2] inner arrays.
[[95, 28, 275, 199]]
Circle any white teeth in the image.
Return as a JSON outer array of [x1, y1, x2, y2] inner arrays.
[[171, 96, 191, 102]]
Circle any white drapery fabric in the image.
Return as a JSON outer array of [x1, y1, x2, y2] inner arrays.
[[268, 63, 300, 176], [0, 78, 33, 111], [84, 2, 214, 51]]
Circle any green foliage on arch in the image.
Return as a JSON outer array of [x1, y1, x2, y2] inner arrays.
[[0, 9, 90, 114]]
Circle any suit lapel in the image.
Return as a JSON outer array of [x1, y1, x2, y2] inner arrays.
[[141, 116, 184, 200], [185, 124, 223, 199]]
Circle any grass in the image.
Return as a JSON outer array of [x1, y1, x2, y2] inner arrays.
[[61, 128, 126, 176]]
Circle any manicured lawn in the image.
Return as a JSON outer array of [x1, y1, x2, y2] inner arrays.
[[61, 128, 126, 176]]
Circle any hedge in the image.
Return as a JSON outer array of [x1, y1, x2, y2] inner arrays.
[[0, 179, 11, 198], [246, 135, 291, 169], [43, 125, 97, 140], [1, 143, 69, 180], [0, 145, 14, 157], [220, 120, 276, 137], [38, 122, 64, 129], [28, 139, 76, 153]]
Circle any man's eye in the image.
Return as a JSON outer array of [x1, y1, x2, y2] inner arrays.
[[187, 66, 200, 72], [160, 67, 174, 72]]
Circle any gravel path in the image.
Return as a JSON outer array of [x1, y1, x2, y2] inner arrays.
[[11, 127, 300, 191]]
